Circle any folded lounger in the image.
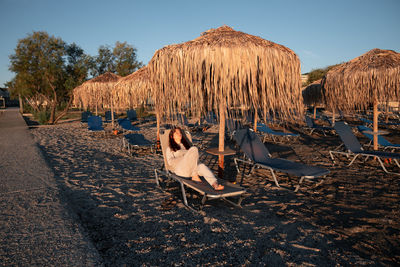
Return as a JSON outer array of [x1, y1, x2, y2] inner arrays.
[[154, 129, 246, 210], [233, 128, 329, 192]]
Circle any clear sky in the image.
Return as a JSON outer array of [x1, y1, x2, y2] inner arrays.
[[0, 0, 399, 87]]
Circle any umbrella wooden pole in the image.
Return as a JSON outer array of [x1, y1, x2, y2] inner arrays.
[[373, 101, 379, 150], [111, 96, 115, 129], [156, 110, 161, 150], [253, 111, 258, 132], [218, 100, 226, 178], [332, 108, 336, 126], [313, 106, 317, 119]]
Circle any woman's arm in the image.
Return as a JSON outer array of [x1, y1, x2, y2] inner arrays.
[[166, 147, 185, 168]]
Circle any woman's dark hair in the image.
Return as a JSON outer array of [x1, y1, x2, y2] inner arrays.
[[169, 127, 191, 152]]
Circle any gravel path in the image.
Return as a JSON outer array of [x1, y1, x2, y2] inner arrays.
[[0, 108, 102, 266]]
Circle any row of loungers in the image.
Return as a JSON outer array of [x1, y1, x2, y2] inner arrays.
[[155, 120, 400, 211], [83, 110, 400, 211]]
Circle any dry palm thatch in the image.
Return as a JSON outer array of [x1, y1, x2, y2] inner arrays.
[[302, 79, 324, 106], [112, 66, 152, 111], [148, 25, 303, 123], [323, 48, 400, 111], [148, 25, 302, 169], [73, 72, 121, 113], [323, 48, 400, 149], [302, 79, 324, 119]]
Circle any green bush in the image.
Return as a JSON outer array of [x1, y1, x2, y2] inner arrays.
[[34, 110, 50, 125]]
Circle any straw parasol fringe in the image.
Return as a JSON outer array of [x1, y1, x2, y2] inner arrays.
[[148, 25, 303, 172], [323, 48, 400, 112], [113, 66, 152, 111], [73, 72, 121, 113], [148, 26, 303, 123], [323, 48, 400, 149]]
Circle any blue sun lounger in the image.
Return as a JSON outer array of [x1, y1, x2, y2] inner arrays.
[[257, 123, 299, 142], [233, 128, 329, 192], [118, 118, 140, 132], [357, 125, 400, 151], [305, 116, 333, 136], [88, 116, 105, 133], [329, 121, 400, 175]]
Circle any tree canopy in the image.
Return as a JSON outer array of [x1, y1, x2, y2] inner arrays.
[[8, 31, 142, 124], [90, 41, 143, 77]]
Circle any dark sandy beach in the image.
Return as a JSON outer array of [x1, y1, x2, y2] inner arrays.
[[22, 115, 400, 266]]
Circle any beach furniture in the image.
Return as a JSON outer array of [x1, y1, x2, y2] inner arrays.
[[203, 111, 218, 126], [154, 129, 246, 210], [104, 111, 117, 123], [256, 122, 299, 143], [127, 109, 137, 121], [360, 116, 400, 128], [329, 121, 400, 175], [233, 128, 329, 192], [81, 111, 92, 123], [87, 116, 105, 133], [357, 125, 400, 151], [226, 118, 241, 140], [117, 118, 140, 132], [123, 133, 153, 154], [305, 116, 333, 136], [176, 114, 198, 130]]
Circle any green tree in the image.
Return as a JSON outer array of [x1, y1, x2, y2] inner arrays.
[[90, 42, 143, 77], [113, 41, 143, 76], [9, 31, 88, 124], [306, 64, 341, 85]]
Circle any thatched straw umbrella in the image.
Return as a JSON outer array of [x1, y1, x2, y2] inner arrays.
[[323, 48, 400, 149], [148, 25, 302, 174], [73, 72, 121, 128], [113, 66, 152, 111], [302, 79, 324, 119]]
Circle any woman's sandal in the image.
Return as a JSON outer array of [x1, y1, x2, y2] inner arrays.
[[212, 183, 224, 191], [191, 177, 202, 183]]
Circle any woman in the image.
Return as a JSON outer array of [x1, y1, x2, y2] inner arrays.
[[165, 127, 224, 191]]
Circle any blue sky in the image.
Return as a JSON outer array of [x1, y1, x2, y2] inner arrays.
[[0, 0, 399, 87]]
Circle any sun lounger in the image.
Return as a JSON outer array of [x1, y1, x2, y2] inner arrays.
[[257, 123, 299, 143], [329, 121, 400, 175], [233, 128, 329, 192], [81, 111, 92, 123], [104, 111, 117, 123], [118, 118, 140, 132], [88, 116, 105, 134], [154, 129, 246, 210], [123, 133, 153, 154], [357, 125, 400, 151], [127, 109, 137, 121], [305, 116, 333, 136]]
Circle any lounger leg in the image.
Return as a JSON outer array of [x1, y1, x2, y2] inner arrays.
[[179, 182, 189, 206], [376, 158, 400, 175], [294, 176, 305, 192], [329, 151, 336, 164], [268, 168, 280, 187], [348, 155, 360, 166], [395, 159, 400, 168], [223, 196, 244, 208], [154, 169, 160, 186], [201, 195, 207, 205]]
